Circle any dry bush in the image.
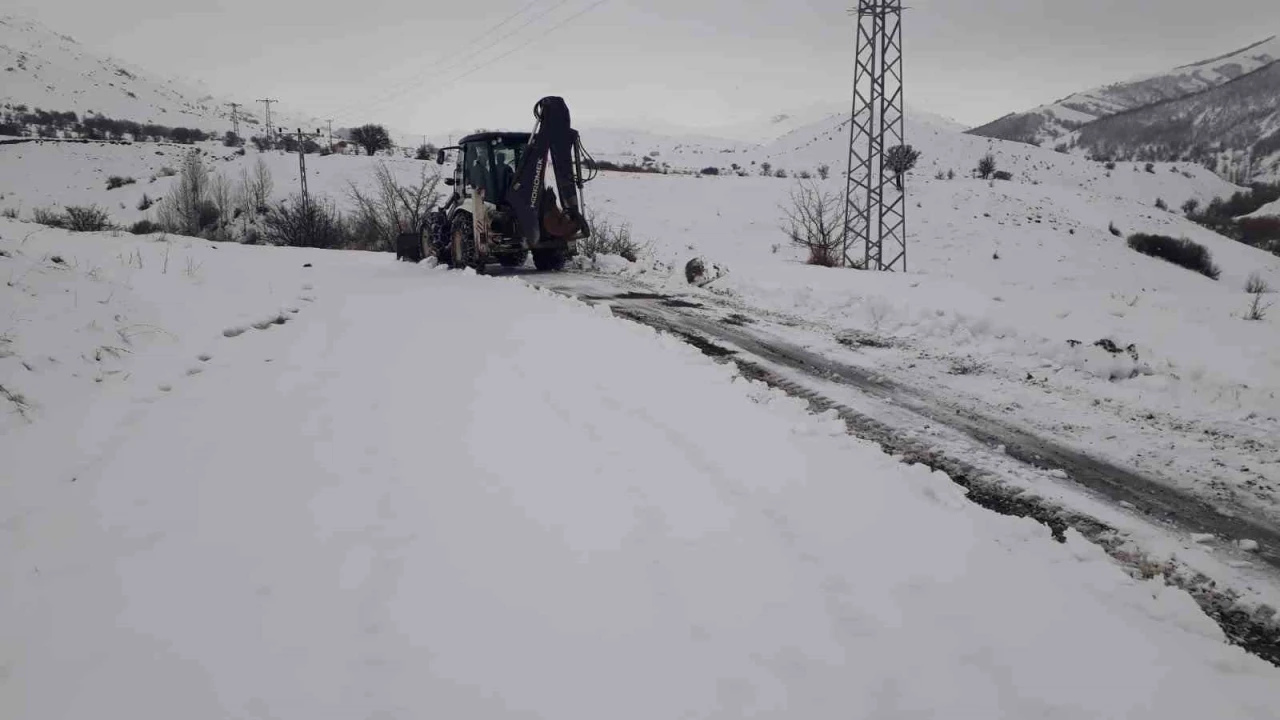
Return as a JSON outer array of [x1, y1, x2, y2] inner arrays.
[[158, 152, 216, 236], [1127, 233, 1220, 280], [346, 162, 441, 252], [782, 180, 844, 267], [1246, 272, 1274, 321], [31, 207, 65, 228], [582, 211, 645, 262], [262, 196, 346, 249], [63, 205, 112, 232], [1245, 272, 1272, 295]]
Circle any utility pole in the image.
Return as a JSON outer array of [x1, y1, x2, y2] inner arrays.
[[228, 103, 241, 137], [326, 119, 333, 150], [842, 0, 907, 272], [257, 98, 278, 138], [284, 128, 324, 215]]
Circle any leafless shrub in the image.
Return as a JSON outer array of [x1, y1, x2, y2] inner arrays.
[[63, 205, 112, 232], [158, 151, 215, 236], [582, 211, 645, 261], [1, 208, 18, 219], [262, 195, 346, 249], [239, 157, 273, 216], [1245, 272, 1272, 295], [0, 383, 32, 421], [31, 207, 65, 228], [782, 180, 844, 267], [346, 162, 441, 252], [1246, 272, 1274, 320]]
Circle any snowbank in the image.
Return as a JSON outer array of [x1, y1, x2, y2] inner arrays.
[[2, 224, 1279, 718]]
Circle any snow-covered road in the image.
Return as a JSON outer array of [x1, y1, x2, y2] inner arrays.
[[3, 230, 1280, 718]]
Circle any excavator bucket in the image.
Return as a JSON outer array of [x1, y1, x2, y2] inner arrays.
[[507, 96, 588, 246]]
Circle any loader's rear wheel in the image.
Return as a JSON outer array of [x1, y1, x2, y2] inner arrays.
[[449, 213, 477, 270], [532, 248, 566, 272]]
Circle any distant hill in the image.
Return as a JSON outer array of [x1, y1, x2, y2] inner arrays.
[[968, 36, 1280, 148], [1068, 61, 1280, 182], [0, 15, 319, 134]]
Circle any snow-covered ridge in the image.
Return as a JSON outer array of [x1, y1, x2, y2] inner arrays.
[[0, 14, 321, 134], [969, 35, 1280, 146]]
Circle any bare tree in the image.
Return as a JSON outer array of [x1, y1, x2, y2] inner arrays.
[[781, 180, 844, 267], [350, 124, 392, 156], [239, 157, 274, 214], [347, 162, 442, 251], [977, 153, 997, 180], [157, 151, 212, 236], [760, 162, 773, 177], [208, 171, 234, 238], [886, 144, 920, 190]]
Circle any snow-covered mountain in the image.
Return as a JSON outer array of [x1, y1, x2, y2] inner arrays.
[[969, 35, 1280, 147], [0, 14, 319, 134], [1070, 61, 1280, 181]]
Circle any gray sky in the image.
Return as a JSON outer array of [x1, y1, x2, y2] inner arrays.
[[8, 0, 1280, 136]]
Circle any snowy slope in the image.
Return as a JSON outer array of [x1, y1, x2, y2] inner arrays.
[[0, 15, 319, 133], [0, 140, 432, 226], [1069, 60, 1280, 181], [580, 133, 1280, 526], [1251, 197, 1280, 217], [969, 35, 1280, 146], [3, 223, 1280, 717]]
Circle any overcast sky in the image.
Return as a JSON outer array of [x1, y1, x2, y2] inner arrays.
[[8, 0, 1280, 136]]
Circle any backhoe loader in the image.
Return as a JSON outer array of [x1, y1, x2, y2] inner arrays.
[[401, 96, 594, 271]]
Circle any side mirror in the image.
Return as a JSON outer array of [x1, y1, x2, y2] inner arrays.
[[444, 177, 456, 186], [436, 149, 446, 165]]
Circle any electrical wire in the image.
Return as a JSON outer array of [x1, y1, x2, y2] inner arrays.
[[322, 0, 548, 121], [409, 0, 618, 103], [328, 0, 581, 123]]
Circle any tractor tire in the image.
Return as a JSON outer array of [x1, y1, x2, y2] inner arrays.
[[498, 251, 528, 269], [449, 213, 477, 270], [532, 248, 567, 272]]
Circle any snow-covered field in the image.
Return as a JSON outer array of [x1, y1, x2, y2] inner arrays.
[[580, 138, 1280, 528], [0, 139, 431, 225], [3, 223, 1280, 718]]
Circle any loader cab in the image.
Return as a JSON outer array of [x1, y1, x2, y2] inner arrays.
[[438, 132, 531, 206]]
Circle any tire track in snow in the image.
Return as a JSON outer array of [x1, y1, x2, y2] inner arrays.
[[540, 279, 1280, 668]]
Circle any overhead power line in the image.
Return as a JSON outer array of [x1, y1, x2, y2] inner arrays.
[[322, 0, 554, 122], [343, 0, 617, 123]]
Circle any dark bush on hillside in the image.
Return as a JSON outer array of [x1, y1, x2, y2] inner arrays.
[[63, 205, 112, 232], [157, 166, 177, 178], [1155, 197, 1168, 211], [106, 175, 136, 190], [992, 170, 1013, 181], [1144, 163, 1155, 174], [700, 167, 720, 175], [250, 136, 273, 152], [137, 194, 154, 211], [130, 219, 162, 235], [977, 154, 996, 179], [1127, 233, 1220, 280], [31, 207, 65, 228], [1109, 222, 1122, 237], [1238, 216, 1280, 246], [262, 196, 346, 249], [223, 131, 243, 148], [586, 158, 663, 174]]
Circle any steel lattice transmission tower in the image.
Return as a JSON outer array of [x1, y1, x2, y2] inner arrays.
[[842, 0, 907, 272]]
